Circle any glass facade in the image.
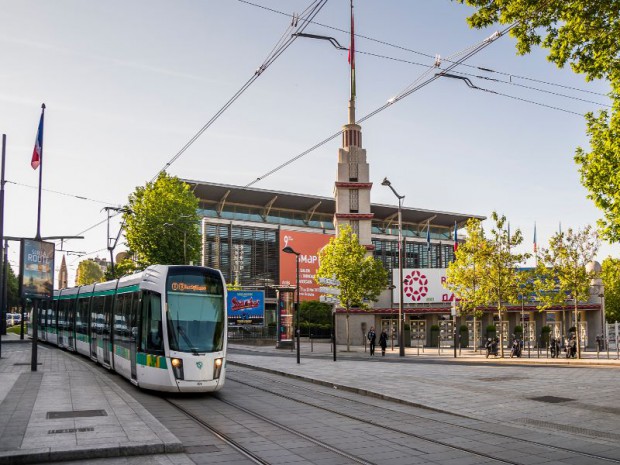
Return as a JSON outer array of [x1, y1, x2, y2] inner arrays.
[[372, 238, 455, 283], [201, 202, 458, 298], [202, 223, 279, 298]]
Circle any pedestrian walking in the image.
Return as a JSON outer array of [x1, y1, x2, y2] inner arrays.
[[367, 327, 376, 356], [379, 329, 388, 356]]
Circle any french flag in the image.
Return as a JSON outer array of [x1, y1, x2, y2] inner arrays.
[[453, 221, 458, 252], [31, 107, 45, 170]]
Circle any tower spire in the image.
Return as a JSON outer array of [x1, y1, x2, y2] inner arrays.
[[348, 0, 355, 123]]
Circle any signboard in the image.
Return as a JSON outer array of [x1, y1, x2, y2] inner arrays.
[[227, 290, 265, 325], [279, 230, 331, 301], [392, 268, 456, 304], [20, 239, 55, 300], [319, 295, 339, 304]]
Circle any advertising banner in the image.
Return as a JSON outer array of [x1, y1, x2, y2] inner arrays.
[[392, 268, 456, 304], [20, 239, 55, 299], [279, 230, 332, 301], [227, 290, 264, 325]]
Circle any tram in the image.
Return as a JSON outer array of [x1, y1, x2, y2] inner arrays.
[[32, 265, 227, 393]]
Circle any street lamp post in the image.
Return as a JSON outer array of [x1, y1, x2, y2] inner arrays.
[[283, 245, 301, 364], [382, 177, 405, 357]]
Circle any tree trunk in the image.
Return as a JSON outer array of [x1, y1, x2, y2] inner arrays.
[[346, 311, 350, 352], [498, 305, 504, 358], [574, 300, 581, 359]]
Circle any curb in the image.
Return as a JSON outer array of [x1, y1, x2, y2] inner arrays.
[[0, 440, 184, 465]]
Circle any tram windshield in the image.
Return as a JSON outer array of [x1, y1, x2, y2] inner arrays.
[[166, 269, 225, 353]]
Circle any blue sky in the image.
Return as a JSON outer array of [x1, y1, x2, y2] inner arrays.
[[0, 0, 615, 285]]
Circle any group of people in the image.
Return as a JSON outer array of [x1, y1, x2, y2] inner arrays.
[[367, 327, 388, 356]]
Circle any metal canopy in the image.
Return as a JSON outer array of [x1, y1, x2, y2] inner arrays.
[[183, 179, 485, 228]]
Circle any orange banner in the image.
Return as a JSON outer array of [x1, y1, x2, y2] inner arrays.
[[280, 230, 332, 301]]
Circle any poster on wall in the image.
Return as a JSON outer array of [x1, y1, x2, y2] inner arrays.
[[392, 268, 456, 304], [227, 290, 264, 325], [20, 239, 55, 300], [279, 230, 332, 301]]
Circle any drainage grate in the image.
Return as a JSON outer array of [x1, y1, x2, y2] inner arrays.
[[529, 396, 574, 404], [47, 409, 107, 419], [49, 427, 94, 434]]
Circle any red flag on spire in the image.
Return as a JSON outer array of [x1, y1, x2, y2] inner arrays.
[[348, 1, 355, 99]]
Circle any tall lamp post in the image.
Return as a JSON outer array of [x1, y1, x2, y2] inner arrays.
[[283, 245, 301, 364], [382, 177, 405, 357]]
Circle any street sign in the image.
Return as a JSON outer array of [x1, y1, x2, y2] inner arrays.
[[319, 286, 341, 296], [320, 295, 339, 304], [318, 277, 341, 286]]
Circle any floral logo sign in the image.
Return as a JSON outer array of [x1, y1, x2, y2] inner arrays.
[[403, 270, 429, 301]]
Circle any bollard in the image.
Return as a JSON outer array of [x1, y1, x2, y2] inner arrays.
[[310, 334, 313, 353]]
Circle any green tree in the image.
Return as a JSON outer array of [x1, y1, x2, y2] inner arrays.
[[315, 225, 388, 351], [535, 225, 600, 358], [478, 212, 530, 356], [6, 264, 19, 309], [104, 258, 138, 280], [602, 257, 620, 323], [299, 300, 332, 326], [124, 172, 201, 268], [445, 218, 490, 317], [454, 0, 620, 242], [76, 260, 104, 285]]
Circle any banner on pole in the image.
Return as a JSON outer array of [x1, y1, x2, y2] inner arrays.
[[20, 239, 54, 299]]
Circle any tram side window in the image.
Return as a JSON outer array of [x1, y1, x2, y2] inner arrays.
[[129, 291, 140, 342], [76, 297, 89, 335], [140, 292, 163, 354]]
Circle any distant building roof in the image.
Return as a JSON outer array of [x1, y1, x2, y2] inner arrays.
[[183, 179, 485, 228]]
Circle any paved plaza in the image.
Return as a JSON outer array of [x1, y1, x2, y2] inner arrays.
[[1, 332, 619, 464]]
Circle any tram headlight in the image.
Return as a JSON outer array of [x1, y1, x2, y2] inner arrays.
[[171, 357, 184, 380], [213, 358, 223, 379]]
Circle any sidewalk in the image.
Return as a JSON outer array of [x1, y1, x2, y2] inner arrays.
[[0, 333, 185, 465], [230, 338, 620, 367]]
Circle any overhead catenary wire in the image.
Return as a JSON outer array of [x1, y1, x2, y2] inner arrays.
[[6, 180, 120, 206], [149, 0, 328, 183], [247, 27, 511, 187], [237, 0, 609, 99]]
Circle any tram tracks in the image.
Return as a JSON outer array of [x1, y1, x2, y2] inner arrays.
[[164, 396, 375, 465], [225, 368, 620, 465]]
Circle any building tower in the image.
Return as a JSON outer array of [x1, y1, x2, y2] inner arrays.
[[333, 0, 374, 250], [58, 255, 68, 289]]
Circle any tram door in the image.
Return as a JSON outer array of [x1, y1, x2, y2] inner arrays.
[[90, 297, 102, 361], [129, 294, 139, 380], [102, 295, 112, 366]]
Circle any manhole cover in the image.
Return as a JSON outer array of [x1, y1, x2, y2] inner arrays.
[[47, 409, 107, 419], [529, 396, 574, 404]]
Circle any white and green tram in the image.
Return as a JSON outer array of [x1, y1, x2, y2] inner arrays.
[[34, 265, 227, 392]]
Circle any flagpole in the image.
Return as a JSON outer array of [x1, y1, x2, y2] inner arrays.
[[35, 103, 45, 241], [0, 134, 6, 355]]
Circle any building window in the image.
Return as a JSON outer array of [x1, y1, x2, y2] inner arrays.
[[351, 220, 359, 237], [349, 162, 358, 181], [350, 189, 359, 213]]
